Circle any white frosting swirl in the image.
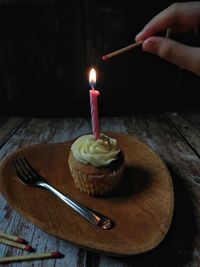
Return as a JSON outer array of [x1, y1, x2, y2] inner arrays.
[[71, 134, 120, 167]]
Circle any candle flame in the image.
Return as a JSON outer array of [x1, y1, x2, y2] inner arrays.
[[89, 68, 96, 88]]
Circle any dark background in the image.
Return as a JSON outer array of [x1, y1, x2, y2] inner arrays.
[[0, 0, 199, 117]]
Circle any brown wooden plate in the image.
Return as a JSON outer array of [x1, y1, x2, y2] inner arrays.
[[0, 132, 174, 256]]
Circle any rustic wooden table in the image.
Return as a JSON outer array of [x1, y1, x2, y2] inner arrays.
[[0, 110, 200, 267]]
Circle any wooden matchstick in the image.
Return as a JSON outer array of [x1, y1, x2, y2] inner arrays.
[[102, 40, 143, 60], [0, 231, 26, 244], [0, 238, 33, 251], [0, 251, 62, 264]]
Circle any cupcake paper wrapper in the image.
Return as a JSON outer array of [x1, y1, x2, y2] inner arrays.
[[69, 165, 124, 196]]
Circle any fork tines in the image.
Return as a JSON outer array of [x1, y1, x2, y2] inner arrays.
[[12, 157, 36, 184]]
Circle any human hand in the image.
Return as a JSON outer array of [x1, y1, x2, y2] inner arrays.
[[135, 2, 200, 75]]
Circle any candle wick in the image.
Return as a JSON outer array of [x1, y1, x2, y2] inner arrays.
[[89, 81, 95, 90]]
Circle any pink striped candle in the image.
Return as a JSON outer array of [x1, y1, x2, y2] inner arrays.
[[89, 68, 100, 140]]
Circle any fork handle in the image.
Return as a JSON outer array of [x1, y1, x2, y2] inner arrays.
[[39, 182, 113, 230]]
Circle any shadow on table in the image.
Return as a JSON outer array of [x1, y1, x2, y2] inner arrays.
[[119, 164, 200, 267], [105, 166, 152, 199]]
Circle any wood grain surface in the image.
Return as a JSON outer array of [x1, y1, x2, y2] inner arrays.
[[0, 132, 173, 256], [0, 112, 200, 266]]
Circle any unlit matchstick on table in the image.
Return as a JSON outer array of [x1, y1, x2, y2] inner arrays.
[[0, 237, 33, 251], [0, 231, 26, 244], [0, 251, 62, 264], [102, 40, 143, 60]]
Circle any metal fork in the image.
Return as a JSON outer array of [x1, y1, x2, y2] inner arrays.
[[12, 157, 113, 230]]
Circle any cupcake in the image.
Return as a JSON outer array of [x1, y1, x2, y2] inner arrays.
[[68, 133, 124, 196]]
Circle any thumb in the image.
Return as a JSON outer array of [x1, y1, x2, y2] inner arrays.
[[142, 36, 200, 76]]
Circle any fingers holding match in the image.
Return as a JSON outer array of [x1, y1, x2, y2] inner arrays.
[[142, 36, 200, 75]]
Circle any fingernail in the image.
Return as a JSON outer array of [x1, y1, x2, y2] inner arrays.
[[143, 39, 156, 53], [135, 30, 143, 41]]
